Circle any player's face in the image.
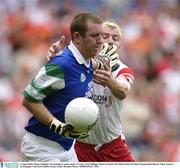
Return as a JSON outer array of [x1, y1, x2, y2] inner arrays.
[[102, 26, 121, 51], [80, 21, 103, 59]]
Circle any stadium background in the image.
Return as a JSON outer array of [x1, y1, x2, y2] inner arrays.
[[0, 0, 179, 161]]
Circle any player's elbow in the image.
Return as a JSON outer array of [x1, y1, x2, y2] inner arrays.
[[113, 90, 127, 100], [108, 79, 130, 100], [112, 84, 129, 100]]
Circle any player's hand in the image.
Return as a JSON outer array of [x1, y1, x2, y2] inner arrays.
[[95, 43, 119, 70], [46, 35, 66, 61], [49, 118, 73, 137], [49, 118, 90, 139], [93, 64, 112, 87]]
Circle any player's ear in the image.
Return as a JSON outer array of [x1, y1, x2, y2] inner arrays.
[[73, 32, 81, 43]]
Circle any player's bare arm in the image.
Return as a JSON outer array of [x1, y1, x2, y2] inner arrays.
[[22, 97, 75, 137], [23, 97, 88, 139], [93, 64, 129, 100], [22, 97, 54, 126]]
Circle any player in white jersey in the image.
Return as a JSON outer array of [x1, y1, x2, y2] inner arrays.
[[47, 22, 135, 162]]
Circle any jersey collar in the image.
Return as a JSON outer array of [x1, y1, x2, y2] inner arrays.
[[68, 41, 90, 68]]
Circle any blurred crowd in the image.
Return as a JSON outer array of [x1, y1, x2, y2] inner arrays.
[[0, 0, 179, 162]]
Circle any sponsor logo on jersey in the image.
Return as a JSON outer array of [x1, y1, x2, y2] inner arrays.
[[91, 94, 107, 104], [91, 94, 112, 107]]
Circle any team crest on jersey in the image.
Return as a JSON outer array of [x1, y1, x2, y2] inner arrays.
[[80, 73, 86, 82]]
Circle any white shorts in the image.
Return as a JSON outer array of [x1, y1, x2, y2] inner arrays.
[[21, 132, 78, 162]]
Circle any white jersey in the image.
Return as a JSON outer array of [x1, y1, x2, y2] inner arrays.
[[79, 60, 134, 144]]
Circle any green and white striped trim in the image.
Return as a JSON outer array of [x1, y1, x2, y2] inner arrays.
[[23, 64, 65, 102]]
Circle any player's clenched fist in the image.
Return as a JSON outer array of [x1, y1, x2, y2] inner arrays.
[[49, 118, 90, 139], [49, 118, 73, 137]]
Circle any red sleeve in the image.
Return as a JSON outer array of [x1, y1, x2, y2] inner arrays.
[[116, 67, 134, 83]]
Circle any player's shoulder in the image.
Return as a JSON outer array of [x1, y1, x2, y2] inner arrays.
[[48, 47, 73, 66]]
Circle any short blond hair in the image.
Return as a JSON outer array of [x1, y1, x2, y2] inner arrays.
[[103, 21, 122, 40]]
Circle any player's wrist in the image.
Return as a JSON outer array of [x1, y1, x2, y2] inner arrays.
[[49, 118, 74, 137], [49, 118, 64, 134]]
